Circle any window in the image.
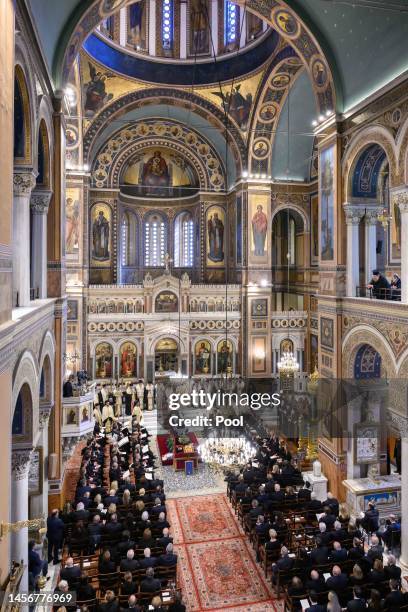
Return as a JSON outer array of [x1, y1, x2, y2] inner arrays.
[[121, 214, 130, 266], [289, 217, 296, 265], [174, 212, 194, 267], [162, 0, 173, 50], [225, 1, 238, 46], [145, 214, 166, 266]]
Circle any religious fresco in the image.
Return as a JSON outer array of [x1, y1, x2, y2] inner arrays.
[[252, 337, 267, 374], [122, 147, 198, 197], [211, 85, 253, 131], [236, 194, 243, 265], [271, 7, 300, 39], [320, 317, 334, 350], [95, 342, 113, 378], [195, 340, 211, 374], [249, 194, 268, 262], [90, 203, 112, 266], [310, 334, 319, 372], [189, 0, 210, 55], [320, 144, 335, 262], [217, 339, 233, 374], [280, 338, 294, 354], [251, 299, 268, 318], [66, 188, 81, 258], [120, 341, 137, 377], [310, 193, 319, 263], [206, 206, 225, 267], [155, 291, 179, 313], [247, 12, 264, 40], [127, 0, 147, 50]]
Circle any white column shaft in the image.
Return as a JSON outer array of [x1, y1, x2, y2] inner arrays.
[[11, 472, 29, 591], [180, 1, 187, 58], [346, 222, 360, 297], [211, 0, 218, 55], [148, 0, 156, 55], [119, 7, 127, 47], [31, 212, 47, 298], [239, 10, 247, 48], [400, 208, 408, 303], [13, 193, 31, 306], [365, 220, 377, 279], [400, 437, 408, 566]]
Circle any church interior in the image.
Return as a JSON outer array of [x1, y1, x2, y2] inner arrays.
[[2, 0, 408, 609]]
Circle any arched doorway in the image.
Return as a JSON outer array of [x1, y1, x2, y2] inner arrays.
[[155, 338, 179, 373], [11, 382, 33, 592]]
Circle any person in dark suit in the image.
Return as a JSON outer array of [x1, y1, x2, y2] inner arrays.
[[384, 580, 405, 609], [384, 555, 401, 581], [367, 270, 391, 300], [139, 548, 157, 569], [320, 507, 336, 529], [99, 590, 120, 612], [298, 481, 312, 502], [120, 549, 139, 572], [158, 543, 178, 567], [157, 527, 173, 549], [348, 537, 365, 561], [76, 573, 96, 601], [306, 570, 326, 594], [330, 541, 348, 562], [28, 541, 48, 580], [60, 557, 81, 587], [308, 492, 322, 512], [307, 591, 328, 612], [310, 538, 329, 565], [318, 522, 332, 547], [363, 502, 380, 533], [272, 547, 294, 584], [104, 513, 122, 536], [88, 514, 102, 552], [323, 493, 339, 517], [326, 565, 349, 593], [46, 509, 64, 564], [121, 571, 137, 595], [104, 489, 119, 506], [140, 567, 161, 593], [99, 549, 116, 574], [366, 535, 383, 565], [72, 502, 89, 523], [346, 586, 366, 612]]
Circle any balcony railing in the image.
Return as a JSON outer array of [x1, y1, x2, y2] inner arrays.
[[356, 286, 401, 301]]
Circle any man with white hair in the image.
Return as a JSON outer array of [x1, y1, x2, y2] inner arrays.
[[120, 548, 139, 572], [384, 554, 402, 581], [104, 488, 119, 506], [326, 564, 348, 592], [60, 557, 81, 587], [271, 546, 294, 584], [330, 540, 347, 562], [366, 534, 384, 564], [158, 542, 178, 567], [139, 547, 157, 569], [73, 501, 89, 522], [157, 527, 173, 548]]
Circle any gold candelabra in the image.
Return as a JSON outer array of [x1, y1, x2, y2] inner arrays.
[[0, 517, 45, 540]]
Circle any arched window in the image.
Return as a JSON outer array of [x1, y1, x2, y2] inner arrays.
[[121, 213, 130, 266], [144, 213, 166, 267], [162, 0, 173, 50], [289, 217, 296, 264], [225, 1, 238, 47], [174, 212, 194, 267]]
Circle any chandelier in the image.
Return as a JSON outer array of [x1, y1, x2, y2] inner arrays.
[[198, 438, 256, 472], [277, 351, 299, 377]]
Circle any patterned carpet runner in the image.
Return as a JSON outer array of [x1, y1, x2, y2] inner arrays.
[[166, 493, 280, 611]]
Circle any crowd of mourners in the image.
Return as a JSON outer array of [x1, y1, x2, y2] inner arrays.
[[228, 433, 404, 612], [29, 415, 185, 612]]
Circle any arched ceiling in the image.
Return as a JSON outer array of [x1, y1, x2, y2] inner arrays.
[[26, 0, 408, 112]]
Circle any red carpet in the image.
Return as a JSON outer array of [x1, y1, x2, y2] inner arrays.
[[166, 493, 280, 611], [157, 433, 199, 466]]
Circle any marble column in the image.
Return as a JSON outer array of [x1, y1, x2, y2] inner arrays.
[[30, 190, 52, 299], [148, 0, 156, 56], [399, 435, 408, 570], [180, 1, 187, 58], [239, 10, 247, 48], [11, 448, 32, 592], [211, 0, 218, 55], [13, 170, 36, 307], [343, 203, 364, 297], [364, 207, 381, 282], [396, 191, 408, 303]]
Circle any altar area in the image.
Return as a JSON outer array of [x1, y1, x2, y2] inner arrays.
[[343, 474, 401, 518]]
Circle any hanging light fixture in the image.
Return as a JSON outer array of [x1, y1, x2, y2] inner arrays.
[[277, 86, 299, 383]]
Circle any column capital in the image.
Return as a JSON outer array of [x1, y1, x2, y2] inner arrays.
[[11, 447, 33, 480], [364, 205, 384, 225], [392, 188, 408, 214], [39, 402, 53, 429], [343, 203, 364, 225], [13, 170, 37, 197], [30, 189, 52, 214]]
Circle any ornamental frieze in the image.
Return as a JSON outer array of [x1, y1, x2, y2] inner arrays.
[[343, 314, 408, 360]]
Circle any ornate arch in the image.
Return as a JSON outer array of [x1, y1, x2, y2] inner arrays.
[[83, 88, 246, 174], [249, 46, 304, 174], [38, 330, 56, 405], [14, 64, 33, 166], [57, 0, 337, 113], [91, 118, 225, 191], [342, 326, 396, 380], [342, 125, 397, 201], [271, 202, 309, 232], [12, 350, 39, 445], [395, 115, 408, 186], [37, 97, 54, 188]]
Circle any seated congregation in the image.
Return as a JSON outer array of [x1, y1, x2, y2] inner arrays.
[[228, 433, 404, 611], [33, 418, 185, 612]]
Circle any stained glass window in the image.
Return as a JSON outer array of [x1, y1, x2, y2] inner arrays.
[[121, 214, 129, 266], [174, 212, 194, 267], [225, 1, 238, 46], [162, 0, 173, 50], [145, 214, 166, 266]]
